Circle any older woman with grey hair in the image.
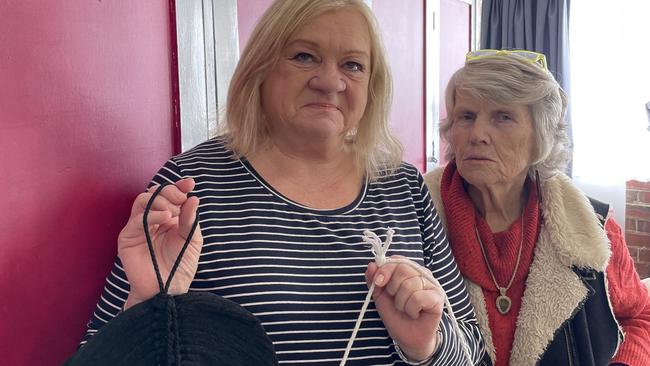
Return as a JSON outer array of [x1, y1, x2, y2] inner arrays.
[[79, 0, 486, 364], [424, 50, 650, 366]]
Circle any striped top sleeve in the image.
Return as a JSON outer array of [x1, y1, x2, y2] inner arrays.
[[416, 177, 485, 365], [81, 137, 484, 365]]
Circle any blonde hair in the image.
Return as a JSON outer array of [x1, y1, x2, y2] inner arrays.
[[440, 55, 571, 178], [220, 0, 402, 180]]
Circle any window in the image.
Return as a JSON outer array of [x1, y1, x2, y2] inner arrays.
[[570, 0, 650, 225], [175, 0, 239, 151]]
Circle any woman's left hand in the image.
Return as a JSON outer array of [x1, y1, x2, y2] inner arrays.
[[365, 255, 444, 361]]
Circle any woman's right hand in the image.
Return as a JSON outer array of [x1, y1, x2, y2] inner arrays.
[[117, 178, 203, 310]]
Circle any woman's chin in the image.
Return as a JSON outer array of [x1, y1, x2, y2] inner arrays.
[[458, 168, 499, 187], [299, 123, 348, 142]]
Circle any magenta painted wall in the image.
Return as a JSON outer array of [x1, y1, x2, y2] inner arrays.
[[0, 1, 177, 365], [374, 0, 426, 171]]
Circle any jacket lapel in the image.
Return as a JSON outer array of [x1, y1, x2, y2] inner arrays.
[[509, 173, 612, 365], [508, 229, 589, 365]]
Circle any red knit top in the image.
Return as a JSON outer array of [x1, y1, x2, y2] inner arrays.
[[439, 163, 650, 366]]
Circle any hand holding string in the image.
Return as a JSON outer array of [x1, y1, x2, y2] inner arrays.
[[117, 179, 203, 310], [340, 228, 472, 365]]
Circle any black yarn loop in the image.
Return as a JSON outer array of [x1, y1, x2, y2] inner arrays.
[[143, 184, 167, 294], [143, 183, 200, 295], [164, 201, 200, 293]]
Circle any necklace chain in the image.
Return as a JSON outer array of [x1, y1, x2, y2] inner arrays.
[[474, 212, 524, 296]]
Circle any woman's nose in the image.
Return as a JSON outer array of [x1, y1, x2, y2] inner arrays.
[[468, 116, 490, 144], [308, 63, 346, 94]]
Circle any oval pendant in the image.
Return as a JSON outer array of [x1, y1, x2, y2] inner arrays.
[[496, 295, 512, 315]]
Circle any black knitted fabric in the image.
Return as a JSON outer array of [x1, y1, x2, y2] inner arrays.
[[65, 291, 278, 365]]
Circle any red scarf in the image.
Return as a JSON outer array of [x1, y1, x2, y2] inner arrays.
[[440, 163, 540, 366]]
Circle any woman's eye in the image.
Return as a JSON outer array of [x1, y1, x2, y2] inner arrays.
[[459, 113, 474, 122], [293, 52, 314, 63], [343, 61, 364, 72], [496, 113, 513, 122]]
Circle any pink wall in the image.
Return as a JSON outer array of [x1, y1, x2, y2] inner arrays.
[[0, 1, 177, 365], [438, 0, 471, 166], [237, 0, 274, 52], [374, 0, 426, 171]]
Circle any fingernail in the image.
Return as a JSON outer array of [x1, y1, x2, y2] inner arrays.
[[374, 274, 385, 286]]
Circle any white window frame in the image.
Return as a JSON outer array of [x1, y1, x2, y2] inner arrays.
[[175, 0, 239, 152]]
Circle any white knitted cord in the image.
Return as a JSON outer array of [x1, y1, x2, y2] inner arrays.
[[339, 228, 473, 366]]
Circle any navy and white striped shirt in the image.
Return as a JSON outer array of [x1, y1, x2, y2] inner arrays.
[[83, 137, 484, 365]]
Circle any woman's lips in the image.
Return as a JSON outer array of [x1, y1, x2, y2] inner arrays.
[[305, 103, 339, 110], [464, 155, 493, 162]]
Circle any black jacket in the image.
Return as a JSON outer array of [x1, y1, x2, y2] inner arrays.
[[480, 198, 622, 366]]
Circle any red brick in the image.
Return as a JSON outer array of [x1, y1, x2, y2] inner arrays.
[[639, 191, 650, 204], [627, 180, 650, 191], [626, 232, 650, 246], [628, 246, 640, 261], [640, 248, 650, 263], [626, 218, 637, 231], [634, 262, 650, 279], [627, 190, 639, 203], [638, 220, 650, 234], [627, 206, 650, 220]]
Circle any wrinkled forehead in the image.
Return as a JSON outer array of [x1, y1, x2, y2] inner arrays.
[[453, 89, 533, 117]]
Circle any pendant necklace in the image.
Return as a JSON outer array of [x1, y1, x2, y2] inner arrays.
[[474, 212, 524, 315]]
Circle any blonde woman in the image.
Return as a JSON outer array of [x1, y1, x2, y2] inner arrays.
[[81, 1, 485, 364]]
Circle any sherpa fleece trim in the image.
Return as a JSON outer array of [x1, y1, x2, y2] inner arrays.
[[424, 166, 612, 365]]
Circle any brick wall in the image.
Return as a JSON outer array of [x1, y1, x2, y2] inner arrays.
[[626, 180, 650, 279]]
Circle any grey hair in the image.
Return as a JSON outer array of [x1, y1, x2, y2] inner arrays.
[[439, 55, 571, 179], [220, 0, 402, 181]]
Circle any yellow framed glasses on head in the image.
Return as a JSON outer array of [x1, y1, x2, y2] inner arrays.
[[465, 49, 548, 71]]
